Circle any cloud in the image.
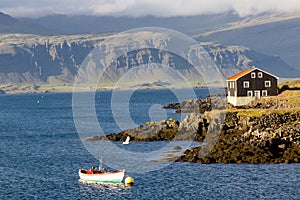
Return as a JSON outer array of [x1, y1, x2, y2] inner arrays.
[[1, 0, 300, 18]]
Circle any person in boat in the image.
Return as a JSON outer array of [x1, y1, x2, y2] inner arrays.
[[100, 167, 107, 173], [90, 166, 96, 173]]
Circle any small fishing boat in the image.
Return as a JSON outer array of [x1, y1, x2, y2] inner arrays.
[[78, 168, 125, 183], [79, 159, 134, 185], [123, 136, 130, 145]]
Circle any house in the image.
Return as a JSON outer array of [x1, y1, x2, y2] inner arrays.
[[227, 67, 278, 106]]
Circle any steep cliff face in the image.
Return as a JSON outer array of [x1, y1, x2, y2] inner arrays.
[[197, 14, 300, 71], [0, 34, 296, 85], [202, 42, 299, 78], [0, 34, 96, 84]]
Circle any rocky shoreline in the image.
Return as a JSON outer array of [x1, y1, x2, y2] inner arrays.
[[177, 111, 300, 164], [87, 87, 300, 164], [87, 108, 300, 164], [163, 97, 226, 113]]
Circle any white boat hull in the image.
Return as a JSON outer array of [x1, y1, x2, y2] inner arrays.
[[78, 169, 125, 183]]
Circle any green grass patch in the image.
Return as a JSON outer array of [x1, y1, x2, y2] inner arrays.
[[235, 108, 300, 117], [279, 79, 300, 88]]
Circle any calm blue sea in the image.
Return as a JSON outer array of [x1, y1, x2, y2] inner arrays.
[[0, 89, 299, 199]]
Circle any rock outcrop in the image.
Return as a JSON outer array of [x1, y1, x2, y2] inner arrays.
[[177, 111, 300, 164], [163, 97, 226, 113], [87, 117, 193, 142], [88, 109, 300, 164]]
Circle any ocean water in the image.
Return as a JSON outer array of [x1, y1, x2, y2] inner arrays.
[[0, 89, 300, 199]]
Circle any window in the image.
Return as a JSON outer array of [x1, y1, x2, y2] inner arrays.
[[251, 72, 256, 78], [265, 81, 271, 87], [262, 90, 268, 97], [243, 81, 250, 88], [247, 91, 253, 97], [229, 81, 235, 88], [258, 72, 263, 78]]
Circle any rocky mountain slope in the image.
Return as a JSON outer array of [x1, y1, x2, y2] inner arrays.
[[0, 33, 297, 86], [0, 12, 57, 35], [197, 13, 300, 72], [1, 11, 299, 83], [0, 34, 106, 84], [22, 13, 242, 35], [201, 42, 299, 78]]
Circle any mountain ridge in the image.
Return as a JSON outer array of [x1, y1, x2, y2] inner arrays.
[[0, 12, 299, 88], [0, 34, 297, 87], [196, 14, 300, 72], [0, 12, 60, 35], [21, 13, 242, 35]]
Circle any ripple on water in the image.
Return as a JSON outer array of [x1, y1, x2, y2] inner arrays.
[[1, 92, 300, 199]]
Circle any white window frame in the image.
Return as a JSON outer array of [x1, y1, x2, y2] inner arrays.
[[243, 81, 250, 88], [251, 72, 256, 78], [258, 72, 263, 78], [265, 80, 271, 87], [247, 91, 253, 97], [262, 90, 268, 97]]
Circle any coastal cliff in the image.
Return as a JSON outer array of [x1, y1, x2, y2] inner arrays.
[[177, 111, 300, 164], [87, 109, 300, 164], [87, 88, 300, 164]]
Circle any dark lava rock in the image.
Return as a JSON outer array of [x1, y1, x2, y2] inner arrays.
[[163, 103, 180, 109], [163, 97, 226, 114], [87, 110, 300, 164], [173, 146, 182, 150], [176, 111, 300, 164]]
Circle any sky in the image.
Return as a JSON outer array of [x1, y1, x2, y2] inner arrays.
[[1, 0, 300, 18]]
